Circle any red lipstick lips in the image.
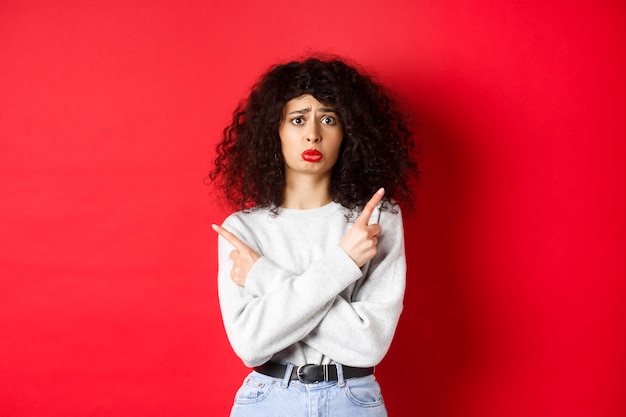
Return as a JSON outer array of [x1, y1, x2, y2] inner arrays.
[[302, 149, 323, 162]]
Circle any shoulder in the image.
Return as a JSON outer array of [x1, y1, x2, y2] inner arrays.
[[380, 202, 403, 225], [379, 200, 403, 218]]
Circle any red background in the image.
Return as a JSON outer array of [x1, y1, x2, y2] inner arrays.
[[1, 1, 625, 416]]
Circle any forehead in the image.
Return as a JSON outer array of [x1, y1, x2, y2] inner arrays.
[[283, 94, 336, 113]]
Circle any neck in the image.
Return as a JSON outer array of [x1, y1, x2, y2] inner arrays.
[[281, 173, 332, 210]]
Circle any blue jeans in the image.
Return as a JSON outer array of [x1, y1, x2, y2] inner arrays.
[[229, 364, 388, 417]]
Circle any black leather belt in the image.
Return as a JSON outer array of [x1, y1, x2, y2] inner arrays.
[[254, 362, 374, 384]]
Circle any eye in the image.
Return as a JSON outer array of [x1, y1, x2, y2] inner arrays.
[[291, 117, 305, 125], [321, 116, 338, 125]]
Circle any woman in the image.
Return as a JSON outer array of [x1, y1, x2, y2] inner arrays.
[[209, 56, 418, 417]]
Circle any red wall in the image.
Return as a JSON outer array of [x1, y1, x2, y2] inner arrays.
[[1, 1, 625, 416]]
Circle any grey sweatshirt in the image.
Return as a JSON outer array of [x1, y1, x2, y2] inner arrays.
[[216, 201, 406, 368]]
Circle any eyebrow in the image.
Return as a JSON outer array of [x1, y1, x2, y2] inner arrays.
[[287, 107, 338, 115]]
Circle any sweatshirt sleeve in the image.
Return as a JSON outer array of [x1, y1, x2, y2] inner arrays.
[[216, 221, 363, 367], [300, 209, 407, 367]]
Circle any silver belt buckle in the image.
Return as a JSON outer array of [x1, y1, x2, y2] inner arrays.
[[296, 364, 328, 383], [296, 364, 312, 383]]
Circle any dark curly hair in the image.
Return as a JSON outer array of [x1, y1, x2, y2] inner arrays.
[[208, 55, 419, 215]]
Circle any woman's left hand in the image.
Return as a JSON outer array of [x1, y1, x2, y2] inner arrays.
[[212, 224, 260, 287]]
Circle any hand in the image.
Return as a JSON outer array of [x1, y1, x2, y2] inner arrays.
[[212, 224, 260, 287], [339, 188, 384, 267]]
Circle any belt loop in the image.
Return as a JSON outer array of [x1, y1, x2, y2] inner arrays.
[[336, 363, 346, 387], [281, 363, 294, 388]]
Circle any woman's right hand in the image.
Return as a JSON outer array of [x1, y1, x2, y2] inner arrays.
[[339, 188, 384, 267], [212, 224, 260, 287]]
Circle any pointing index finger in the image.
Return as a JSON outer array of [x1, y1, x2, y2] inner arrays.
[[355, 188, 385, 226], [212, 224, 248, 252]]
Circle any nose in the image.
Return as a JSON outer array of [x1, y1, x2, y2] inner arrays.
[[306, 123, 321, 143]]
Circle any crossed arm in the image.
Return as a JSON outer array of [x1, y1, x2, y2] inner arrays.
[[213, 188, 405, 367], [212, 188, 385, 286]]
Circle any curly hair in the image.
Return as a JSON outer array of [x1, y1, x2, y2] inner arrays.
[[208, 55, 419, 215]]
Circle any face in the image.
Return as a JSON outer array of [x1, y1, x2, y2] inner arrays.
[[278, 94, 343, 181]]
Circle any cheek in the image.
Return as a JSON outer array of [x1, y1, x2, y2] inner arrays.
[[326, 140, 343, 165], [331, 134, 344, 154], [280, 137, 296, 152], [278, 130, 293, 151], [279, 139, 301, 162]]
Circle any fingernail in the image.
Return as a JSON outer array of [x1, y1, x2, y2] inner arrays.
[[378, 188, 385, 195], [211, 224, 219, 231]]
